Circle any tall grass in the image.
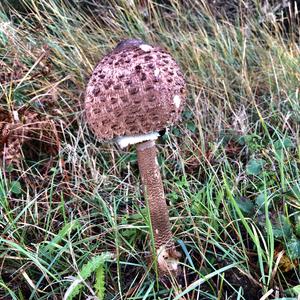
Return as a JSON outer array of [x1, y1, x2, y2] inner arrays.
[[0, 0, 299, 299]]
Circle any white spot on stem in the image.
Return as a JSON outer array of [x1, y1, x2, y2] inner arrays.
[[173, 95, 181, 109]]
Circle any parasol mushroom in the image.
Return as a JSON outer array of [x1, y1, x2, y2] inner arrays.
[[85, 39, 186, 276]]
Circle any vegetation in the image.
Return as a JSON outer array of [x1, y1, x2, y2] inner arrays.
[[0, 1, 299, 299]]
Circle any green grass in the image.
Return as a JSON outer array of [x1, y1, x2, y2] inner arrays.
[[0, 0, 299, 299]]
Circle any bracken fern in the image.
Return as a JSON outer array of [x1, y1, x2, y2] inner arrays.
[[64, 252, 113, 300]]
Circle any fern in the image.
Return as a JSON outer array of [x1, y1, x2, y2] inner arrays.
[[65, 252, 113, 300], [94, 262, 105, 300]]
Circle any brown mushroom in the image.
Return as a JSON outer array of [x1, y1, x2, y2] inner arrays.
[[85, 39, 186, 276]]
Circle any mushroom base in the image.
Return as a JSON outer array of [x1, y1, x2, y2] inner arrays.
[[157, 245, 182, 276]]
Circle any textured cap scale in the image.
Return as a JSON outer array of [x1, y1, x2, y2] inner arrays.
[[85, 39, 186, 140]]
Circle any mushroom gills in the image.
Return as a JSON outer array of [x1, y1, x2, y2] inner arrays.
[[115, 132, 160, 149]]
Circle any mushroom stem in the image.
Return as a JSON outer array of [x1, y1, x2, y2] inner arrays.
[[136, 140, 181, 276]]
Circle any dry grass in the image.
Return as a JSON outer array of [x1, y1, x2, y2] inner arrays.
[[0, 1, 299, 299]]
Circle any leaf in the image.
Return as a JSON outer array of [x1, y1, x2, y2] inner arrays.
[[65, 252, 113, 300], [187, 121, 196, 132], [246, 159, 266, 176], [275, 246, 298, 272], [295, 214, 300, 237], [272, 215, 292, 239], [241, 134, 262, 151], [41, 221, 80, 254], [182, 109, 193, 120], [171, 127, 181, 137], [291, 285, 300, 295], [6, 164, 14, 173], [10, 181, 22, 195], [95, 263, 105, 300], [274, 138, 294, 150], [121, 228, 136, 239], [123, 153, 137, 163], [0, 30, 8, 46], [290, 183, 300, 199], [235, 197, 254, 214], [255, 193, 266, 210], [286, 236, 300, 260], [278, 255, 297, 272]]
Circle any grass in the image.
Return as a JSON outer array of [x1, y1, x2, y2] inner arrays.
[[0, 0, 299, 299]]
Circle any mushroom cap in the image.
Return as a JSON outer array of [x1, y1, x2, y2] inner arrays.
[[85, 39, 186, 140]]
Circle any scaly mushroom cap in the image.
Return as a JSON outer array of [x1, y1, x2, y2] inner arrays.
[[85, 39, 186, 140]]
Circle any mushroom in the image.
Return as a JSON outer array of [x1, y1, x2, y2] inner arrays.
[[85, 39, 186, 276]]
